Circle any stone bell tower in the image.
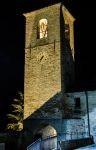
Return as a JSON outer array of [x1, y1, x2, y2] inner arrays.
[[23, 3, 75, 119]]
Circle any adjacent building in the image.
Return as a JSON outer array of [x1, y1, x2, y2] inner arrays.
[[23, 2, 96, 149]]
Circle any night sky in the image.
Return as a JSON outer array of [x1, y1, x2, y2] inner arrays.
[[0, 0, 96, 130]]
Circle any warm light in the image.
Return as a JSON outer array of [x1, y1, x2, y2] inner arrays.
[[39, 19, 48, 39]]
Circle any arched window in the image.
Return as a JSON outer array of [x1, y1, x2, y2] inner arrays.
[[37, 19, 48, 39]]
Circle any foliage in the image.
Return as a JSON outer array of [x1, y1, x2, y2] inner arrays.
[[7, 91, 23, 131]]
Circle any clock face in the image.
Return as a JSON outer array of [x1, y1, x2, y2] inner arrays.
[[37, 51, 48, 64]]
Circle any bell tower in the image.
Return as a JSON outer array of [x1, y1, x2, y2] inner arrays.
[[23, 3, 75, 119]]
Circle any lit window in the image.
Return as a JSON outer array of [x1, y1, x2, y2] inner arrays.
[[37, 19, 48, 39]]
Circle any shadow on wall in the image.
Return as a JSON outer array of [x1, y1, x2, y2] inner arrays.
[[23, 92, 75, 149], [60, 5, 75, 92]]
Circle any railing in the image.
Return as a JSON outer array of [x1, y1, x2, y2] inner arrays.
[[41, 135, 57, 150], [27, 132, 89, 150], [27, 136, 57, 150], [27, 138, 41, 150]]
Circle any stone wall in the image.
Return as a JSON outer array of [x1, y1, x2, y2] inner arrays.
[[60, 137, 94, 150], [24, 4, 61, 119], [24, 3, 75, 119], [62, 5, 75, 60], [65, 91, 96, 143], [24, 43, 61, 119]]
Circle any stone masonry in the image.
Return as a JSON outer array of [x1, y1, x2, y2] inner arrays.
[[23, 3, 75, 119]]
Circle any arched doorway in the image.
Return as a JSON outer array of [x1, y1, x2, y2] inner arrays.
[[33, 124, 57, 150]]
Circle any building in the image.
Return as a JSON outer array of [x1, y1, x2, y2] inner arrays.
[[23, 2, 95, 149], [66, 90, 96, 143]]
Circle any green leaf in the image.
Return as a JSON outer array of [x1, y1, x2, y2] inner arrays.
[[7, 91, 23, 131]]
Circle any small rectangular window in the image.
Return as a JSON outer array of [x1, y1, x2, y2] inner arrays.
[[75, 97, 80, 108], [37, 19, 48, 39]]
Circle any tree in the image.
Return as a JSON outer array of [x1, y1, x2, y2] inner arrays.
[[7, 91, 23, 131]]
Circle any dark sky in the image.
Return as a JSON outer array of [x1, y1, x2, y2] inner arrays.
[[0, 0, 96, 92], [0, 0, 96, 129]]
